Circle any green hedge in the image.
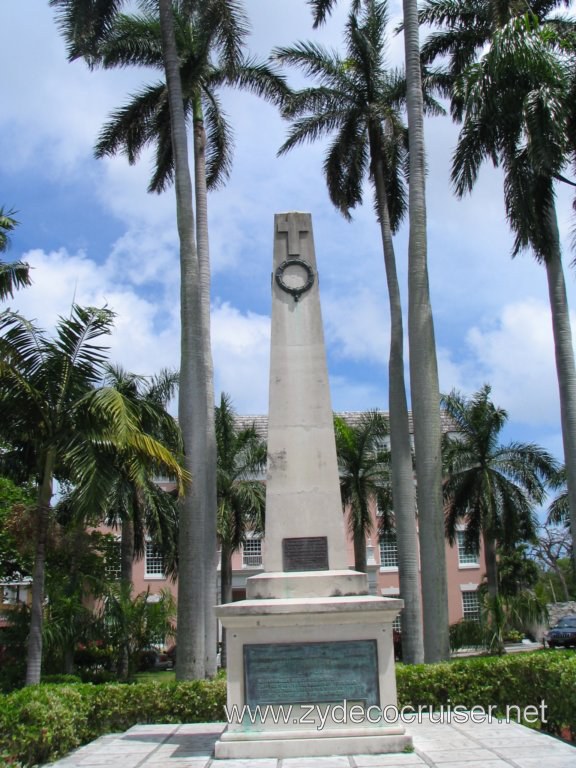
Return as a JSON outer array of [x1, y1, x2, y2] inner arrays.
[[0, 679, 226, 767], [396, 652, 576, 735], [1, 652, 575, 767]]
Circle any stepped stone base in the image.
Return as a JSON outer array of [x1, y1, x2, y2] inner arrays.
[[214, 592, 410, 760]]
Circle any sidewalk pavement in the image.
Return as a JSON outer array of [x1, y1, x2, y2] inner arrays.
[[48, 717, 576, 768]]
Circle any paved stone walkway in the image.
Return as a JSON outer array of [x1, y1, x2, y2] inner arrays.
[[48, 718, 576, 768]]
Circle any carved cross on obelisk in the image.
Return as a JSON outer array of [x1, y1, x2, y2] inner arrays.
[[276, 214, 309, 256]]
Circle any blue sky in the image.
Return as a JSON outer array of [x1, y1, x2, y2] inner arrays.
[[2, 0, 575, 480]]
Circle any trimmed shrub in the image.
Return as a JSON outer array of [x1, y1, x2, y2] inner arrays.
[[0, 679, 227, 767], [396, 651, 576, 735], [0, 684, 95, 767]]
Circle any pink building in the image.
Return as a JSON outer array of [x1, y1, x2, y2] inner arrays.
[[124, 505, 485, 633], [125, 411, 486, 633], [0, 412, 485, 628]]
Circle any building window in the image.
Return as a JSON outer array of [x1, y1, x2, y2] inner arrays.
[[457, 531, 479, 567], [379, 532, 398, 569], [462, 590, 480, 621], [1, 583, 29, 606], [2, 585, 17, 605], [103, 537, 121, 581], [242, 538, 262, 568], [145, 541, 165, 578]]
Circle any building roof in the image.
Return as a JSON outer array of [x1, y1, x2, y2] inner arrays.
[[235, 411, 458, 440]]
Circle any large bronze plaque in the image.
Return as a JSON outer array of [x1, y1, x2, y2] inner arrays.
[[282, 536, 329, 571], [244, 640, 379, 707]]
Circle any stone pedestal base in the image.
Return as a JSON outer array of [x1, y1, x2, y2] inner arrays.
[[214, 591, 410, 760]]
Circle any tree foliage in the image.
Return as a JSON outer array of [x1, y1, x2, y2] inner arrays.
[[0, 207, 31, 301], [442, 385, 558, 599], [334, 411, 392, 573], [0, 304, 188, 684]]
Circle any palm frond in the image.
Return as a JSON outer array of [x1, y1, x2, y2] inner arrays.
[[199, 0, 250, 70], [0, 263, 31, 302], [201, 88, 233, 190], [99, 11, 163, 70], [49, 0, 127, 66], [94, 82, 168, 164], [0, 207, 19, 253], [325, 114, 369, 218], [308, 0, 364, 28]]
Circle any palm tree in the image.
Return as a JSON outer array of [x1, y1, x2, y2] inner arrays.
[[50, 0, 287, 679], [0, 304, 188, 685], [418, 0, 572, 88], [216, 393, 266, 605], [306, 0, 450, 664], [334, 411, 393, 573], [442, 385, 558, 601], [215, 393, 266, 667], [275, 0, 443, 662], [92, 4, 288, 195], [420, 0, 576, 583], [99, 365, 181, 587], [0, 207, 30, 301], [50, 0, 214, 679], [547, 466, 570, 528], [98, 582, 176, 680]]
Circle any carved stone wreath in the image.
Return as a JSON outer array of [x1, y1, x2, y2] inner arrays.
[[275, 258, 315, 302]]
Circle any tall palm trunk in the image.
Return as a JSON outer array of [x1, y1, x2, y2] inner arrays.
[[158, 0, 206, 680], [26, 449, 56, 685], [372, 150, 424, 664], [219, 540, 233, 669], [353, 525, 368, 573], [482, 530, 499, 599], [220, 542, 233, 606], [544, 205, 576, 579], [120, 519, 135, 585], [118, 518, 135, 680], [401, 0, 450, 662], [193, 100, 218, 678]]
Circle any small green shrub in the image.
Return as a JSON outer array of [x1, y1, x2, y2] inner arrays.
[[0, 678, 228, 767], [0, 685, 95, 767]]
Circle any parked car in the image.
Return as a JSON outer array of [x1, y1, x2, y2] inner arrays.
[[138, 647, 174, 671], [544, 615, 576, 648], [165, 644, 222, 668]]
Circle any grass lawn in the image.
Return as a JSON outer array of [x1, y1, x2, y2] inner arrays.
[[134, 670, 176, 683]]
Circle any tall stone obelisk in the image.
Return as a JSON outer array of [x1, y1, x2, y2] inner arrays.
[[247, 211, 365, 601], [214, 213, 410, 759], [263, 211, 348, 574]]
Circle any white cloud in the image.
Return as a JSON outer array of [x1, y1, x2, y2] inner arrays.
[[323, 287, 390, 364], [212, 302, 270, 413], [8, 246, 180, 377], [463, 299, 568, 427]]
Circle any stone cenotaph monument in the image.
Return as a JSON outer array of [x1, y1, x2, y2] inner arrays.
[[214, 212, 411, 759]]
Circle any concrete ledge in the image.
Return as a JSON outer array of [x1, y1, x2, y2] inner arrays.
[[246, 569, 369, 599], [214, 727, 412, 759], [215, 595, 404, 627]]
